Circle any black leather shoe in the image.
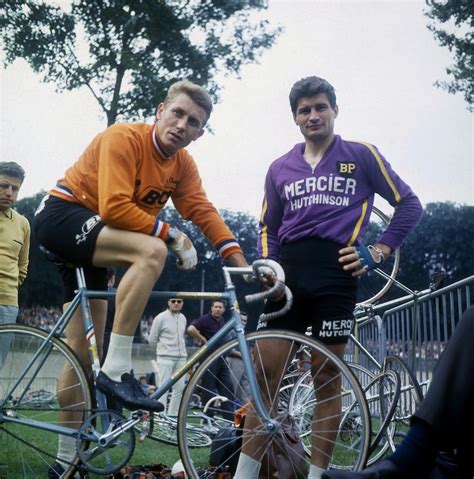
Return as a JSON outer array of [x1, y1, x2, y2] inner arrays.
[[96, 371, 164, 412], [322, 460, 405, 479]]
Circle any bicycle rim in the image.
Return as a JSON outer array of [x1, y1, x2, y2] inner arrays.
[[365, 370, 401, 463], [356, 206, 401, 304], [383, 355, 423, 448], [0, 325, 93, 478], [178, 330, 371, 477], [147, 412, 212, 448]]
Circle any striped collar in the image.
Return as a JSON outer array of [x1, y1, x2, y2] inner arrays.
[[52, 183, 75, 199], [152, 128, 172, 159]]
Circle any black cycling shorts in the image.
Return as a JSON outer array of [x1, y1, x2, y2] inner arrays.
[[34, 195, 108, 302], [258, 237, 358, 345]]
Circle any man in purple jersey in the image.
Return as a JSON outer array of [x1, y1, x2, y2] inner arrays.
[[234, 76, 422, 479]]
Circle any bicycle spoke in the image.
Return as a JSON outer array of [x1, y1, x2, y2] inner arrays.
[[178, 330, 370, 477]]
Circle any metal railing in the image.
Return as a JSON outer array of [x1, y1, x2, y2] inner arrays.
[[355, 276, 473, 393]]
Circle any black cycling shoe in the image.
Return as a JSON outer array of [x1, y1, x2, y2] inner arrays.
[[322, 460, 407, 479], [96, 371, 164, 412]]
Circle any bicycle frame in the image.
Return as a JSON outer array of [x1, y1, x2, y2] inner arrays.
[[1, 263, 279, 444]]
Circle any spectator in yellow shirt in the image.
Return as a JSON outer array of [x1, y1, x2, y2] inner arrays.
[[0, 161, 30, 365]]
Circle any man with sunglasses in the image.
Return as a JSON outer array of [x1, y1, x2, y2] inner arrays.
[[149, 298, 188, 416]]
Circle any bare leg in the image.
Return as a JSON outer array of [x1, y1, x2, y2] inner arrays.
[[55, 300, 106, 468], [239, 339, 346, 469], [240, 338, 297, 460], [57, 299, 106, 422], [311, 343, 346, 469], [92, 227, 168, 337]]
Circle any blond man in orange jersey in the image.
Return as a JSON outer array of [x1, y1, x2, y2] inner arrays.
[[34, 81, 249, 476]]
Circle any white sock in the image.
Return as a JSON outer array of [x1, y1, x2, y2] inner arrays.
[[234, 453, 261, 479], [308, 464, 326, 479], [56, 434, 76, 469], [101, 333, 133, 381]]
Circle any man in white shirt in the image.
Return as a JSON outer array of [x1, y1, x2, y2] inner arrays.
[[149, 298, 188, 415]]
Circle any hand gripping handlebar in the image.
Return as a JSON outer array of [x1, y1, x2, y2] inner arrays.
[[244, 259, 293, 322]]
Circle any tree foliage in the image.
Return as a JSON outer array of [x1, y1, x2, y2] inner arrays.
[[397, 202, 474, 291], [424, 0, 474, 110], [15, 193, 262, 325], [15, 195, 473, 328], [1, 0, 281, 125]]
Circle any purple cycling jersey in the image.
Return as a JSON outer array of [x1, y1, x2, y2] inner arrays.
[[258, 135, 422, 261]]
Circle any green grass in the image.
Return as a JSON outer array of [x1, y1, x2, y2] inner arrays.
[[0, 409, 211, 478]]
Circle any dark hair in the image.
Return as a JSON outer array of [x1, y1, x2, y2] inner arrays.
[[164, 80, 213, 124], [289, 76, 337, 115], [0, 162, 25, 183], [211, 299, 226, 308]]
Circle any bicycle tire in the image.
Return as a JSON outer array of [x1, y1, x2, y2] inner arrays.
[[177, 330, 371, 477], [357, 206, 401, 304], [347, 362, 376, 389], [0, 325, 93, 478], [383, 355, 423, 447], [365, 369, 401, 460]]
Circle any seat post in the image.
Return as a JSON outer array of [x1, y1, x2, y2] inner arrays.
[[75, 266, 88, 290]]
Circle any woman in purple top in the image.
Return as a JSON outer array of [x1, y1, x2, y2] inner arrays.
[[235, 76, 422, 479]]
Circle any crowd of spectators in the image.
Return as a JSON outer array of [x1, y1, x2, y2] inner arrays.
[[17, 308, 173, 345], [140, 315, 154, 342], [17, 305, 62, 331]]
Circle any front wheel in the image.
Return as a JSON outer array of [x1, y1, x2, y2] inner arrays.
[[178, 330, 371, 477]]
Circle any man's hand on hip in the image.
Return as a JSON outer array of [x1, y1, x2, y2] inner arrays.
[[338, 243, 390, 277]]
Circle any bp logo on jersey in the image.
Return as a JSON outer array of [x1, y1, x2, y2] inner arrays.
[[337, 162, 357, 176]]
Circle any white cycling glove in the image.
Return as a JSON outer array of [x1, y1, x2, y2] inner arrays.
[[167, 227, 197, 271]]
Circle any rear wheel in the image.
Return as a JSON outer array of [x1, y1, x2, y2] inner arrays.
[[365, 370, 401, 464], [383, 355, 423, 448], [0, 325, 93, 478], [178, 330, 371, 477]]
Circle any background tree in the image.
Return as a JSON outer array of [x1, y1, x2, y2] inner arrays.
[[16, 194, 263, 330], [424, 0, 473, 110], [15, 195, 473, 330], [1, 0, 282, 125], [398, 202, 474, 291]]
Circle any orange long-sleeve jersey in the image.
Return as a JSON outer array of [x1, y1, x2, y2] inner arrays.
[[50, 123, 242, 259]]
